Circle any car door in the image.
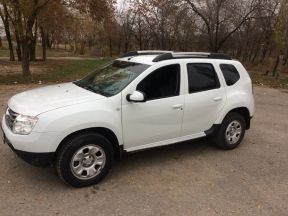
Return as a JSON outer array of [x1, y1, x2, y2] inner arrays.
[[181, 61, 226, 136], [122, 64, 184, 151]]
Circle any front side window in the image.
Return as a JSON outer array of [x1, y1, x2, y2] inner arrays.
[[75, 61, 150, 96], [137, 64, 180, 101], [220, 64, 240, 86], [187, 63, 220, 93]]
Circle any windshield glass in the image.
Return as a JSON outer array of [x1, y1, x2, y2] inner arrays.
[[74, 61, 150, 97]]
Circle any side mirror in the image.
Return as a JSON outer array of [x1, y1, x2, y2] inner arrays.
[[126, 91, 146, 103]]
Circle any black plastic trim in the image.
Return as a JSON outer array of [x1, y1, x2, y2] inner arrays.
[[247, 116, 253, 129], [122, 51, 138, 57], [209, 53, 232, 60], [153, 53, 232, 62], [3, 132, 54, 168], [117, 145, 125, 160], [152, 53, 174, 62], [204, 124, 221, 136]]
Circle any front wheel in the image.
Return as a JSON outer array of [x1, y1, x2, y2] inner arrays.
[[214, 112, 246, 150], [56, 132, 114, 187]]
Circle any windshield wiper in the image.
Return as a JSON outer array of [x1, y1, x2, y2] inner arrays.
[[73, 81, 86, 88]]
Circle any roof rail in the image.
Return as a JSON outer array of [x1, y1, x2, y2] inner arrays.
[[122, 50, 173, 57], [152, 52, 232, 62]]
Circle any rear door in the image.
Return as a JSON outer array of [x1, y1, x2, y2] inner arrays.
[[181, 61, 226, 136]]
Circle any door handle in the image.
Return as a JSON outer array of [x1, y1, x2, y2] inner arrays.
[[172, 104, 183, 110], [213, 97, 223, 102]]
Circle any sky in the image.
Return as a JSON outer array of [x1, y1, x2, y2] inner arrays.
[[117, 0, 129, 11]]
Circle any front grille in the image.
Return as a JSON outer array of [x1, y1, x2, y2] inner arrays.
[[5, 108, 19, 130]]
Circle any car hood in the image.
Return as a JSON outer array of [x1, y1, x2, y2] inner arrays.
[[8, 82, 105, 116]]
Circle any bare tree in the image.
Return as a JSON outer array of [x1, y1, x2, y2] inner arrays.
[[184, 0, 261, 52], [0, 0, 15, 61]]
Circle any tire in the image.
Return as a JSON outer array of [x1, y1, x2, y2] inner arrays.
[[214, 112, 246, 150], [56, 132, 114, 187]]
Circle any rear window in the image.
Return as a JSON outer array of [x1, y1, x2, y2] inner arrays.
[[220, 64, 240, 86]]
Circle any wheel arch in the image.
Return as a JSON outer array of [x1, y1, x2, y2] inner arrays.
[[55, 127, 123, 162], [225, 107, 251, 129]]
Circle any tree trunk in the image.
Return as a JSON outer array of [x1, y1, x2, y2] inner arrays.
[[46, 32, 54, 49], [15, 33, 22, 61], [30, 23, 38, 61], [283, 47, 288, 66], [0, 36, 2, 48], [260, 48, 268, 63], [22, 41, 31, 76], [251, 45, 260, 64], [109, 37, 112, 57], [40, 27, 46, 61], [236, 46, 242, 59], [30, 19, 38, 61], [5, 29, 15, 61], [79, 41, 85, 55], [73, 39, 77, 54], [30, 40, 36, 61], [21, 16, 36, 76], [1, 10, 15, 61], [272, 55, 280, 77]]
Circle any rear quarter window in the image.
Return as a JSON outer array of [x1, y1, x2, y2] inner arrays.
[[220, 64, 240, 86]]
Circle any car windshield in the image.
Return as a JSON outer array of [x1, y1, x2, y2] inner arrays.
[[74, 60, 150, 97]]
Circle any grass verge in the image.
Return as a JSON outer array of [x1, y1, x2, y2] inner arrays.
[[0, 59, 110, 84], [250, 73, 288, 89]]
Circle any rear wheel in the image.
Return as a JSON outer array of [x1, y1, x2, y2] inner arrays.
[[214, 112, 246, 150], [56, 132, 114, 187]]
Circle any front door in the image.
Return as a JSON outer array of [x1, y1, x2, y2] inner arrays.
[[122, 64, 184, 151]]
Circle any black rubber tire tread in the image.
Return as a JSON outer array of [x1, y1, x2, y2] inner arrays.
[[214, 112, 246, 150], [56, 132, 114, 187]]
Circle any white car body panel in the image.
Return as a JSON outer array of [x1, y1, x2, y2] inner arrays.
[[121, 61, 185, 149], [2, 92, 123, 153], [214, 61, 255, 124], [8, 83, 105, 116], [2, 116, 59, 152], [181, 60, 227, 135]]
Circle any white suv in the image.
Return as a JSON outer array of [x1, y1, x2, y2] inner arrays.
[[1, 51, 254, 187]]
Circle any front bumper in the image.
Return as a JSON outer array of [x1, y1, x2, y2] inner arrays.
[[1, 121, 55, 168]]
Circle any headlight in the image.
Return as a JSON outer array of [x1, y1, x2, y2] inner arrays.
[[12, 115, 38, 135]]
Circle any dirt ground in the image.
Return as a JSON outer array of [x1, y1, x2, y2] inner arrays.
[[0, 84, 287, 216]]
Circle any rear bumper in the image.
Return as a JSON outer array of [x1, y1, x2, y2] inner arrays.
[[247, 116, 253, 130], [1, 124, 55, 168]]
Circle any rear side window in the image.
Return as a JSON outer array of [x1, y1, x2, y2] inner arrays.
[[220, 64, 240, 86], [187, 63, 220, 93]]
